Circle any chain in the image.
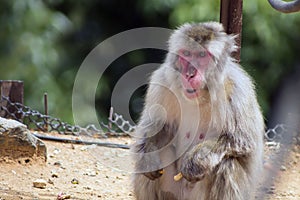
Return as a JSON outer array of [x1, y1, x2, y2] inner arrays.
[[1, 95, 296, 143], [265, 124, 287, 141], [0, 96, 135, 137]]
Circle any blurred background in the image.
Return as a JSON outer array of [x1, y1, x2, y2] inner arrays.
[[1, 0, 299, 127]]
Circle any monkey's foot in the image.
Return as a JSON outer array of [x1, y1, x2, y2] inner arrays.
[[143, 169, 163, 180]]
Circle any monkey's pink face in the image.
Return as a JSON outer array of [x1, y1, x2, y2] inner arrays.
[[177, 48, 212, 99]]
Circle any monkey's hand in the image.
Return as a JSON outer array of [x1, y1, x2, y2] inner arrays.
[[137, 158, 163, 180], [180, 140, 223, 183], [135, 146, 163, 180], [180, 158, 206, 183], [144, 169, 164, 180], [140, 157, 163, 180], [134, 121, 177, 181], [180, 147, 208, 183]]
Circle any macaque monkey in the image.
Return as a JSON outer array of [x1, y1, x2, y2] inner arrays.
[[131, 22, 264, 200]]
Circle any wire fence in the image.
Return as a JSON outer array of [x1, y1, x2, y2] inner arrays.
[[0, 95, 135, 138], [0, 95, 298, 146]]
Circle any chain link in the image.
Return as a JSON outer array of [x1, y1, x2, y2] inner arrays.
[[265, 124, 287, 141], [0, 96, 135, 137]]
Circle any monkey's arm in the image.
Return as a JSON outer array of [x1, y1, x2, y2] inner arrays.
[[133, 114, 177, 180], [133, 119, 165, 180], [180, 130, 256, 182], [133, 69, 180, 180]]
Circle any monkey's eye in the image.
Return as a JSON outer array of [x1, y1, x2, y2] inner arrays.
[[199, 51, 206, 57], [182, 50, 191, 57]]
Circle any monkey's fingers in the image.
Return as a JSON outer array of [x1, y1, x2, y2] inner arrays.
[[174, 172, 183, 181]]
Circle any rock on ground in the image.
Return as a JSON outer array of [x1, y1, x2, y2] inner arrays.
[[0, 117, 47, 164]]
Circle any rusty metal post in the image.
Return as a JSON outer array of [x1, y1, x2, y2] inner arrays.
[[220, 0, 243, 63], [44, 92, 49, 131], [0, 80, 24, 119]]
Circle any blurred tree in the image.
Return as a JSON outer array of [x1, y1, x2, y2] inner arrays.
[[242, 0, 300, 116], [0, 0, 73, 121], [0, 0, 299, 126]]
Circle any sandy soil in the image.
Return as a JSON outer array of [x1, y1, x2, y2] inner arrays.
[[0, 132, 299, 200]]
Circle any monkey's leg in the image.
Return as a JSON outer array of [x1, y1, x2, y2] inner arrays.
[[132, 138, 164, 200], [132, 174, 159, 200], [208, 157, 251, 200], [132, 121, 179, 199], [133, 152, 180, 200]]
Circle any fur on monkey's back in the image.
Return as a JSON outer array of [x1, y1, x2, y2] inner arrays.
[[132, 22, 264, 200]]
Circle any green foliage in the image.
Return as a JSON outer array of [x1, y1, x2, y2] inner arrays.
[[0, 0, 299, 124], [242, 0, 300, 113], [0, 0, 73, 122]]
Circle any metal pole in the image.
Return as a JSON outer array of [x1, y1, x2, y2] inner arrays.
[[44, 93, 48, 116], [44, 92, 49, 131], [220, 0, 243, 63], [0, 80, 24, 120]]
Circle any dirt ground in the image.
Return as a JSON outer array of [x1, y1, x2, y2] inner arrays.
[[0, 132, 299, 200]]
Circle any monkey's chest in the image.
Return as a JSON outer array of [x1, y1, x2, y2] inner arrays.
[[159, 138, 204, 200], [159, 128, 219, 198], [173, 125, 218, 158]]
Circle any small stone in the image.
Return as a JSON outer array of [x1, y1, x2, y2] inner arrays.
[[48, 179, 54, 185], [80, 144, 96, 151], [84, 169, 97, 177], [57, 192, 71, 200], [281, 192, 287, 196], [53, 148, 61, 155], [280, 165, 287, 171], [53, 161, 62, 167], [288, 190, 295, 196], [71, 178, 79, 184], [33, 179, 47, 189], [51, 171, 59, 178], [266, 190, 275, 194], [84, 186, 91, 190]]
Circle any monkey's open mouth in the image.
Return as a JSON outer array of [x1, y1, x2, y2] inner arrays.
[[181, 65, 203, 98]]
